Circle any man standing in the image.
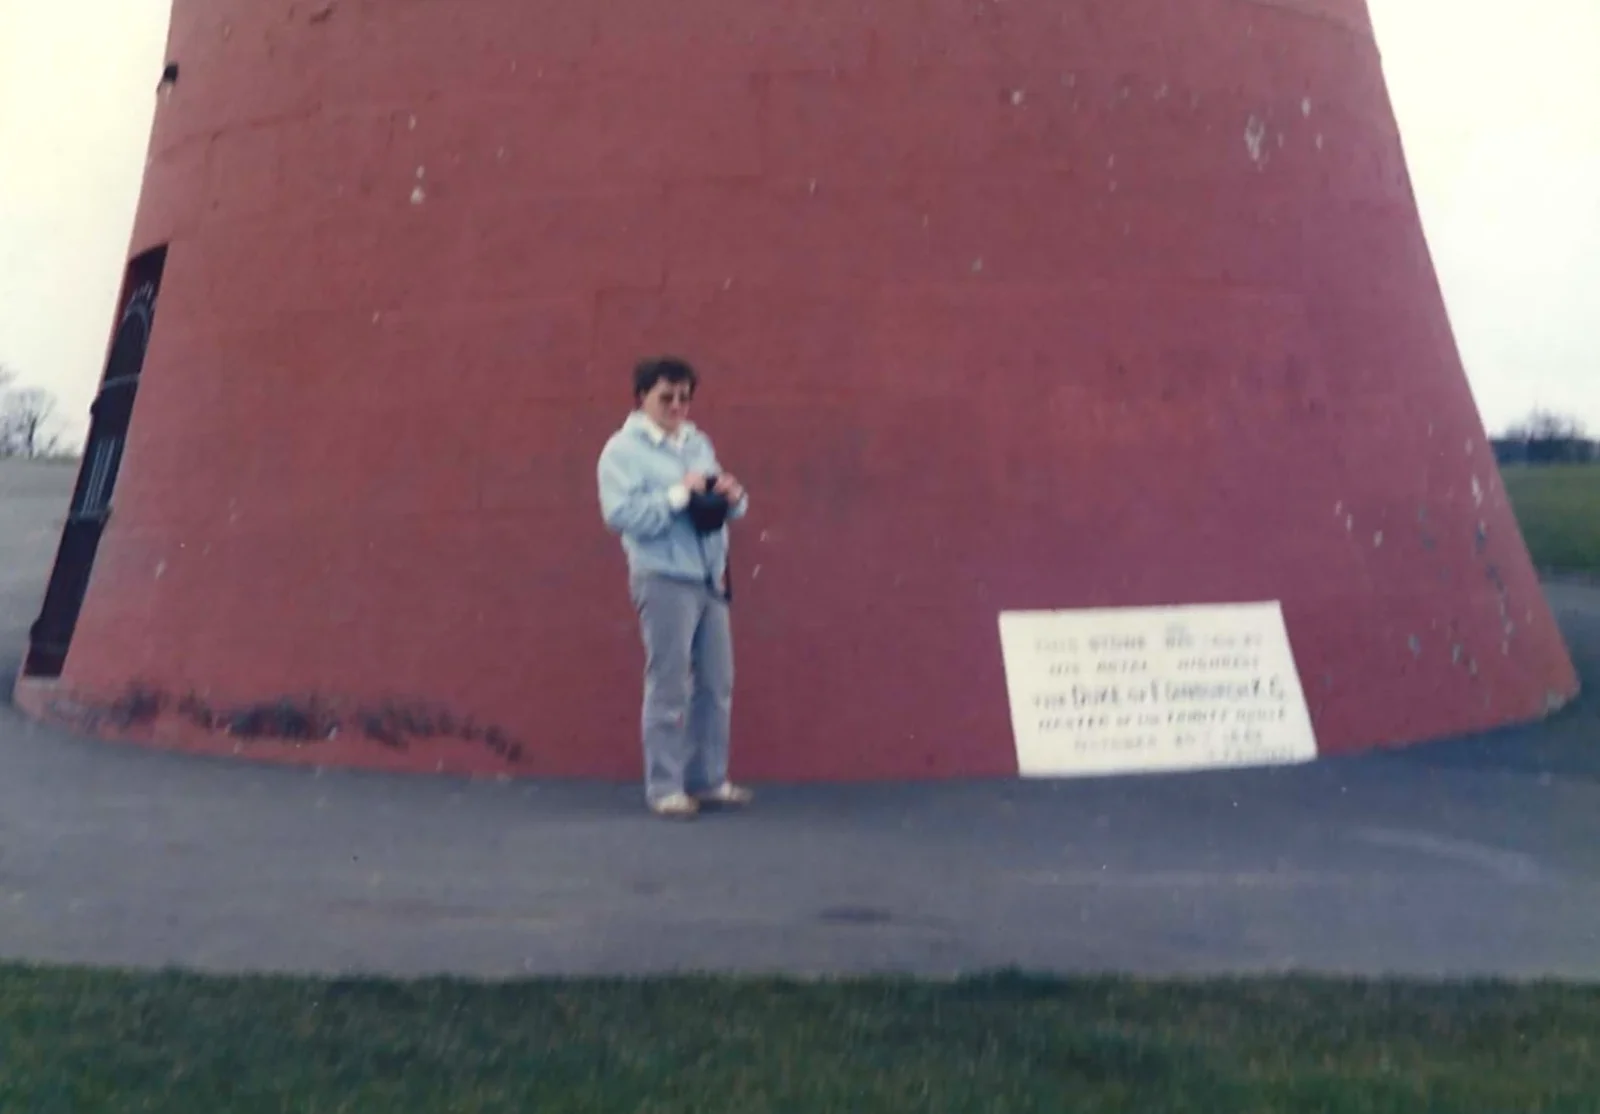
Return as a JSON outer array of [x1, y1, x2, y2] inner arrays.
[[597, 357, 753, 819]]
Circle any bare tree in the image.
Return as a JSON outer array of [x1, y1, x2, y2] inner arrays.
[[1498, 408, 1597, 465], [2, 388, 60, 458], [0, 366, 16, 457], [1, 367, 64, 460], [1505, 408, 1588, 442]]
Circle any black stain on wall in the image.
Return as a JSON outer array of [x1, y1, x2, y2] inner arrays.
[[43, 684, 526, 764]]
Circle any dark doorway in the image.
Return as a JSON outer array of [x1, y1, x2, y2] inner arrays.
[[24, 245, 168, 678]]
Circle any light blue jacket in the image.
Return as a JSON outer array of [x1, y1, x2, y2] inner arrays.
[[597, 411, 749, 584]]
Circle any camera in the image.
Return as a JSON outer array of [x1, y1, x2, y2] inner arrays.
[[686, 474, 731, 534]]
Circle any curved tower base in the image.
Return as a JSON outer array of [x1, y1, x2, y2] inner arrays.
[[16, 0, 1579, 781]]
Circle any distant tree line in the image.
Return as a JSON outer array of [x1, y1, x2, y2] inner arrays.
[[1492, 409, 1598, 466], [0, 364, 71, 461]]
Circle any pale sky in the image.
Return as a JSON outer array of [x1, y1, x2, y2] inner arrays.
[[1, 0, 1596, 449]]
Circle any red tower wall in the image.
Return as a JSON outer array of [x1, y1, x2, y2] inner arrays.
[[17, 0, 1579, 779]]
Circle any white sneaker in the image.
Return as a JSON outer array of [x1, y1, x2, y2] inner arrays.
[[649, 792, 700, 819], [694, 782, 753, 808]]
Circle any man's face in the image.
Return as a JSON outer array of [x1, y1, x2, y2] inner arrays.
[[641, 377, 693, 434]]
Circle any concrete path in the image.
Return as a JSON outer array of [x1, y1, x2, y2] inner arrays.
[[2, 461, 1599, 980]]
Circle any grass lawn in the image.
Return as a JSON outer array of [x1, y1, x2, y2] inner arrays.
[[1502, 464, 1600, 575], [3, 966, 1599, 1113]]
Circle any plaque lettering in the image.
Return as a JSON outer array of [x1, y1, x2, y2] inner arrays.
[[997, 601, 1317, 778]]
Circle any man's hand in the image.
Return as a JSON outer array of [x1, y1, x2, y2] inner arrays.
[[714, 474, 745, 502], [683, 472, 710, 494]]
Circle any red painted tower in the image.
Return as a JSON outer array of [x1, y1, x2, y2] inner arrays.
[[17, 0, 1578, 780]]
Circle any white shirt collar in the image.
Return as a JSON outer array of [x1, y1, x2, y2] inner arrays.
[[632, 411, 691, 449]]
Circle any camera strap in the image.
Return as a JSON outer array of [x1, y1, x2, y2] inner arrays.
[[695, 532, 732, 606]]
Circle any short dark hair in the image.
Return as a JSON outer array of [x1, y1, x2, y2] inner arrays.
[[633, 357, 698, 403]]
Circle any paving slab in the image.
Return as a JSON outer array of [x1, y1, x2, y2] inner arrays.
[[3, 460, 1598, 980]]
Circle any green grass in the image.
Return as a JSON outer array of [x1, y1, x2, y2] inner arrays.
[[1502, 464, 1600, 575], [4, 966, 1600, 1113]]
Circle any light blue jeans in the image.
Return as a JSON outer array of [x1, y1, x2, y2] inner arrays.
[[629, 574, 734, 803]]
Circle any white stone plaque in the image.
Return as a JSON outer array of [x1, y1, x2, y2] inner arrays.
[[997, 602, 1317, 778]]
